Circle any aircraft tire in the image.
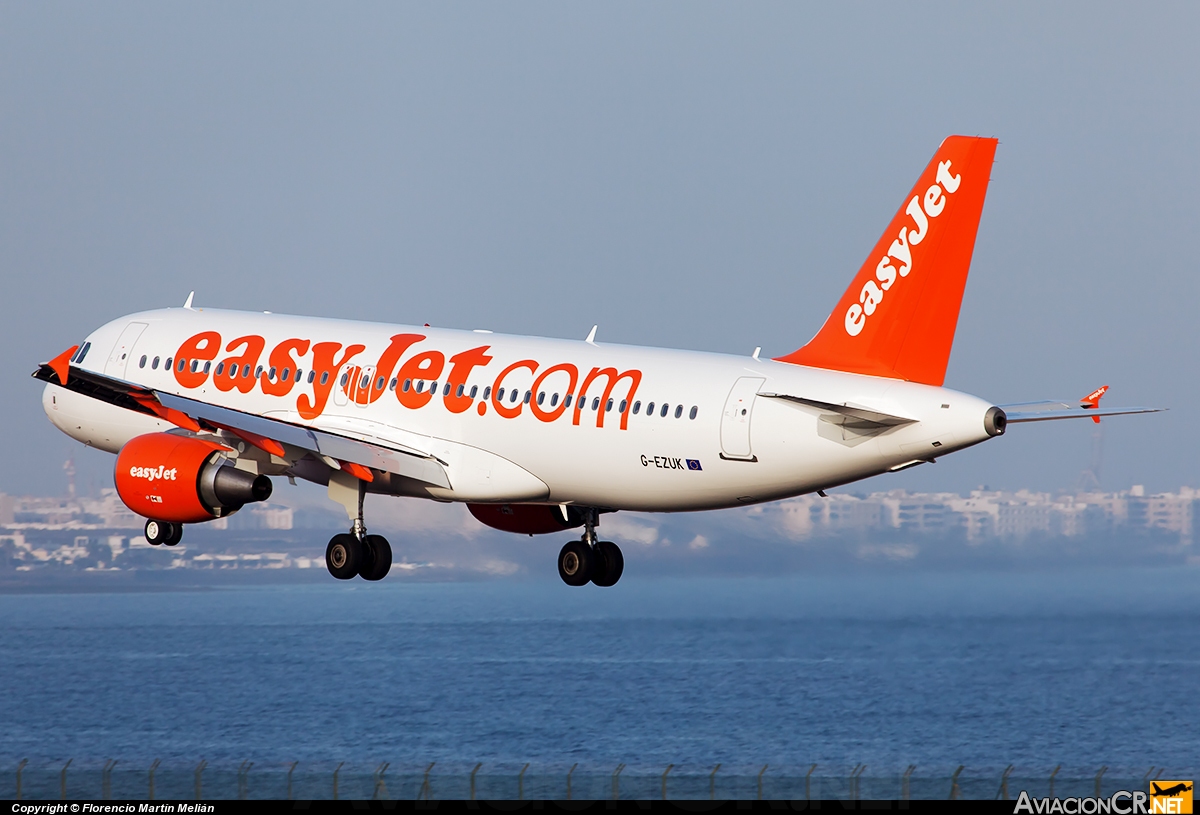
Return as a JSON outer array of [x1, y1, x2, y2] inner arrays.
[[164, 523, 183, 547], [145, 519, 171, 546], [590, 541, 624, 587], [326, 533, 363, 580], [558, 540, 593, 587], [360, 535, 392, 582]]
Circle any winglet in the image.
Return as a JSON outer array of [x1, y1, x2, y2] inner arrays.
[[1081, 385, 1109, 423], [47, 345, 79, 386]]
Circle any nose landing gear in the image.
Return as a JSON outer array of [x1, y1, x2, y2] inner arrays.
[[557, 510, 623, 587]]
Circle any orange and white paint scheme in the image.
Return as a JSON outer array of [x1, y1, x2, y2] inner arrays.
[[34, 136, 1160, 586]]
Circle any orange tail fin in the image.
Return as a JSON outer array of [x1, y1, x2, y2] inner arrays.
[[775, 136, 998, 386]]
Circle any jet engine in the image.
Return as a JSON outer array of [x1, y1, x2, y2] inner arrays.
[[468, 503, 584, 535], [114, 432, 272, 524]]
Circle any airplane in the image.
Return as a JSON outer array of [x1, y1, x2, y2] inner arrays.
[[32, 135, 1161, 587], [1151, 783, 1193, 797]]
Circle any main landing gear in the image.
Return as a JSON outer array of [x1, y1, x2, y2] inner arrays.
[[558, 510, 623, 587], [324, 472, 392, 582], [145, 519, 183, 546]]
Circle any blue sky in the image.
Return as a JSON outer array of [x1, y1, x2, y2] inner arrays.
[[2, 3, 1196, 500]]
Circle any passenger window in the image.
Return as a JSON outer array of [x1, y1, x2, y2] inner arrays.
[[152, 356, 160, 370], [177, 358, 186, 372], [524, 391, 531, 404], [564, 394, 573, 408], [592, 397, 600, 411], [242, 365, 251, 378], [360, 373, 370, 389], [689, 406, 698, 420], [203, 361, 211, 374], [320, 371, 329, 385], [403, 379, 411, 392], [282, 368, 290, 381], [190, 360, 200, 373], [606, 399, 613, 412], [376, 376, 385, 391], [469, 385, 478, 399], [215, 362, 224, 376], [270, 367, 278, 380], [139, 355, 147, 368], [661, 403, 669, 417], [482, 386, 491, 400], [295, 369, 302, 382], [390, 378, 398, 391], [429, 381, 438, 394], [510, 389, 519, 403], [164, 357, 173, 371], [444, 383, 451, 396], [619, 400, 627, 413], [674, 405, 683, 418], [633, 401, 641, 414], [416, 381, 425, 393], [537, 392, 545, 405], [308, 371, 316, 384], [497, 387, 505, 402], [646, 401, 655, 415], [257, 366, 265, 379]]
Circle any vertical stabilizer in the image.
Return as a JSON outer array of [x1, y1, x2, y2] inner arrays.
[[776, 136, 998, 386]]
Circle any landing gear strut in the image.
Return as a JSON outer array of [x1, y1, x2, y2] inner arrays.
[[557, 509, 623, 587], [324, 470, 392, 582]]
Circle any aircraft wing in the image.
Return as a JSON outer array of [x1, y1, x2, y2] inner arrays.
[[999, 400, 1163, 423], [33, 361, 451, 489], [759, 393, 917, 428]]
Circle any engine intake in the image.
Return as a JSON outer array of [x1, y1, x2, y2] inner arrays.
[[115, 432, 272, 524]]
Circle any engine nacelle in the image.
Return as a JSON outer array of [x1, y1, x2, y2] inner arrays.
[[468, 503, 584, 535], [114, 433, 273, 524]]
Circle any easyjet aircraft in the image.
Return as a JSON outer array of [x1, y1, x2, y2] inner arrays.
[[33, 136, 1159, 586]]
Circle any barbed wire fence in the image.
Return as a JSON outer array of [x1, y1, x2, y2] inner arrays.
[[5, 760, 1188, 801]]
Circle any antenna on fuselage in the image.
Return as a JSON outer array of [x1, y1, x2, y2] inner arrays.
[[183, 291, 195, 310], [585, 325, 598, 344]]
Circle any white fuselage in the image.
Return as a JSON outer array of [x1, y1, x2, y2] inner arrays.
[[45, 307, 999, 512]]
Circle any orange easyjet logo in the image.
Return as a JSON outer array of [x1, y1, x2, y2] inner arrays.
[[170, 332, 642, 429], [844, 159, 962, 337]]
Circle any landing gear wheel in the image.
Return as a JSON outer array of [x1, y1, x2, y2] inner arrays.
[[144, 519, 175, 546], [164, 523, 183, 547], [558, 540, 594, 587], [359, 535, 392, 581], [326, 533, 363, 580], [590, 541, 624, 587]]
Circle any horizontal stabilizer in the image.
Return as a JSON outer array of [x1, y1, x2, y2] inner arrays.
[[759, 393, 916, 428]]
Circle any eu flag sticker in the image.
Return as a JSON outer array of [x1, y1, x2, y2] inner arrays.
[[686, 459, 702, 471]]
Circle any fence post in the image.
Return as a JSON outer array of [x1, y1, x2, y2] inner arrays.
[[851, 764, 866, 802], [469, 763, 481, 801], [1049, 765, 1060, 798], [710, 764, 721, 801], [374, 762, 390, 801], [238, 760, 253, 800], [287, 762, 298, 800], [60, 758, 72, 800], [518, 763, 529, 801], [148, 759, 160, 800], [949, 766, 964, 800], [194, 759, 207, 800], [998, 765, 1014, 800], [613, 764, 626, 801], [807, 764, 818, 802], [757, 765, 768, 801], [16, 759, 27, 801], [419, 762, 434, 801], [567, 763, 577, 801], [102, 760, 117, 800], [333, 762, 344, 801], [1095, 766, 1108, 798], [902, 765, 916, 802]]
